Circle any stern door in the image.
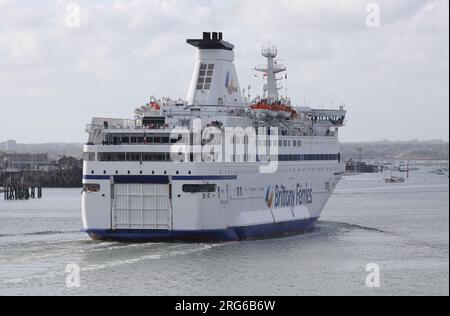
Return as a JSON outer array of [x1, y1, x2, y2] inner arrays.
[[112, 183, 171, 230]]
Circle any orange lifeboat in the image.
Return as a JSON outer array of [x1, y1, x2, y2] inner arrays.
[[250, 101, 296, 119], [271, 104, 291, 119], [250, 102, 274, 117]]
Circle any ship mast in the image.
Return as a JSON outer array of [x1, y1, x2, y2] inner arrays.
[[255, 46, 286, 103]]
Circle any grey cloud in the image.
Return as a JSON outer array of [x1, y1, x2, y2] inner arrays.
[[0, 0, 448, 142]]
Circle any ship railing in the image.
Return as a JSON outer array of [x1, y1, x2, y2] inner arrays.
[[107, 125, 175, 132], [85, 124, 104, 132], [86, 123, 139, 132]]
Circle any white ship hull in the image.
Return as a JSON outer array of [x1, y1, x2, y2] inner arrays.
[[82, 154, 344, 242]]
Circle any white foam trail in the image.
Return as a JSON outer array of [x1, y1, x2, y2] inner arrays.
[[0, 243, 223, 285], [81, 243, 220, 272]]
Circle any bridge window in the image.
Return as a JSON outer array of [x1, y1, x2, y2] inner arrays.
[[84, 152, 95, 161], [197, 63, 214, 90], [183, 184, 216, 193], [83, 184, 100, 193]]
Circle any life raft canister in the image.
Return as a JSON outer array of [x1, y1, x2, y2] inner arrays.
[[150, 102, 161, 110]]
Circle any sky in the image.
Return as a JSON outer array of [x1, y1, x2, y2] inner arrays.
[[0, 0, 448, 143]]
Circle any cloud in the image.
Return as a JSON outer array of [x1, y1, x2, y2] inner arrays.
[[0, 0, 448, 142], [0, 30, 40, 63]]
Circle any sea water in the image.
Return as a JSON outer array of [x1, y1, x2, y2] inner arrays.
[[0, 167, 448, 296]]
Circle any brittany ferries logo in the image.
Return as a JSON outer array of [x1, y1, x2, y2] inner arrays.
[[265, 184, 313, 209], [265, 186, 275, 208], [225, 71, 238, 95]]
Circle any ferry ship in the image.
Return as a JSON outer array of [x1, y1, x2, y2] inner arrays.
[[82, 32, 347, 242]]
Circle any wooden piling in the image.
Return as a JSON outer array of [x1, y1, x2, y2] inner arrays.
[[1, 170, 44, 200]]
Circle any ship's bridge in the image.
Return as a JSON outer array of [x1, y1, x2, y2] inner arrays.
[[297, 107, 347, 127]]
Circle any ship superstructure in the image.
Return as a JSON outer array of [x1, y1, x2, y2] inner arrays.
[[82, 32, 347, 242]]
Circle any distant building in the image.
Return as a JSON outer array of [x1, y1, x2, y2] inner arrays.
[[58, 156, 83, 170], [4, 140, 17, 152], [0, 154, 6, 170], [2, 153, 51, 170], [345, 159, 380, 173]]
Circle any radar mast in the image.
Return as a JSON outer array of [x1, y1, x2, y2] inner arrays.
[[255, 46, 286, 103]]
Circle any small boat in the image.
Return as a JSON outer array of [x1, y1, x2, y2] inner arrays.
[[384, 176, 405, 183], [429, 167, 448, 176]]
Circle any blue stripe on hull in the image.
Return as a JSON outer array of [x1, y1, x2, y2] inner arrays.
[[85, 217, 318, 242], [172, 175, 237, 181]]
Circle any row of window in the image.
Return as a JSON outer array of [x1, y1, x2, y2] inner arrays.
[[278, 154, 340, 162], [98, 152, 170, 162], [100, 135, 335, 147], [89, 166, 337, 176], [91, 152, 340, 162], [90, 170, 190, 176], [253, 139, 303, 147], [103, 136, 174, 145], [280, 139, 302, 147], [221, 166, 339, 175]]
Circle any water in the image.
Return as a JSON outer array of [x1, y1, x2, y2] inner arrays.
[[0, 168, 448, 296]]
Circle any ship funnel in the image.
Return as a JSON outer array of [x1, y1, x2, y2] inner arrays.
[[186, 32, 244, 107]]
